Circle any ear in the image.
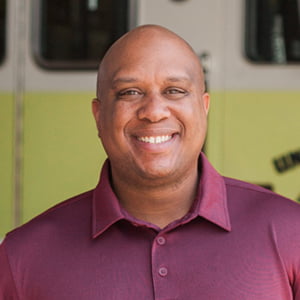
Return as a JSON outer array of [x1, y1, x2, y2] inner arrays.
[[92, 98, 102, 136], [202, 92, 210, 115]]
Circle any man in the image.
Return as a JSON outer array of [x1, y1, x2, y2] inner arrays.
[[0, 25, 300, 299]]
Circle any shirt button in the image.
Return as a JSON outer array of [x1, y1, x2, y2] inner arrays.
[[157, 236, 166, 245], [158, 267, 168, 277]]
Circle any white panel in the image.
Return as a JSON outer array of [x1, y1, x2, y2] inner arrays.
[[20, 0, 300, 92], [223, 0, 300, 90], [138, 0, 300, 91], [138, 0, 227, 90]]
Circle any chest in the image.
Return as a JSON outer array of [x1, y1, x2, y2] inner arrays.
[[19, 222, 292, 300]]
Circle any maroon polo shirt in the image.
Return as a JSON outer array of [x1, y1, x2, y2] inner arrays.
[[1, 154, 300, 299]]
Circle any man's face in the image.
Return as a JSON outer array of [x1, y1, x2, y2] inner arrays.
[[93, 32, 209, 186]]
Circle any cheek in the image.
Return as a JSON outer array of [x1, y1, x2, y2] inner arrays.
[[101, 102, 135, 136], [186, 105, 208, 139], [183, 101, 207, 123]]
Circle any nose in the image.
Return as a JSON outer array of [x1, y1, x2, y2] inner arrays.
[[137, 93, 171, 122]]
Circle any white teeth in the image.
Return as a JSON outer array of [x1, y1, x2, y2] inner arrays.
[[138, 135, 172, 144]]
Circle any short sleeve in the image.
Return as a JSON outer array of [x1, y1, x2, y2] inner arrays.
[[0, 241, 19, 299]]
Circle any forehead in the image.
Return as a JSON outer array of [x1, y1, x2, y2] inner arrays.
[[103, 39, 201, 81], [96, 28, 205, 97]]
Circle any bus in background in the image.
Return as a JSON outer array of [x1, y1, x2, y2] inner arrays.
[[0, 0, 299, 239]]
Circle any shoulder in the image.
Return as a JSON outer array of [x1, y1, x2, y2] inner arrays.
[[224, 176, 298, 204], [224, 176, 279, 196], [224, 177, 300, 287], [4, 190, 94, 249], [223, 176, 300, 225]]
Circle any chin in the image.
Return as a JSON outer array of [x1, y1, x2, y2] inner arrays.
[[138, 164, 176, 181]]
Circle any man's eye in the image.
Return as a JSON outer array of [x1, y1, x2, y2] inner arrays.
[[122, 90, 139, 95], [166, 89, 184, 94], [165, 88, 187, 97], [117, 89, 141, 98]]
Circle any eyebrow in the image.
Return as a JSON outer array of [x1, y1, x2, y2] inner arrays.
[[164, 76, 190, 83], [111, 75, 191, 89], [112, 77, 139, 89]]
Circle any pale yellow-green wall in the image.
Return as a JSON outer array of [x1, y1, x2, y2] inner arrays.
[[0, 92, 108, 238], [22, 92, 107, 223], [0, 93, 14, 237], [207, 91, 300, 201]]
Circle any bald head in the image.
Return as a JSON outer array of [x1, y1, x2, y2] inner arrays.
[[96, 25, 205, 99], [92, 24, 210, 191]]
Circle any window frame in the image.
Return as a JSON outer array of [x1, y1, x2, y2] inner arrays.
[[244, 0, 300, 64], [32, 0, 135, 70], [0, 0, 6, 64]]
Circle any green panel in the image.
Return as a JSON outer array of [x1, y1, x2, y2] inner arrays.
[[220, 91, 300, 201], [0, 93, 14, 238], [206, 91, 226, 170], [23, 92, 107, 223]]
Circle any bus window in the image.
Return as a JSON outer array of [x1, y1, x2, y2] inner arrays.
[[36, 0, 129, 69], [245, 0, 300, 63], [0, 0, 5, 63]]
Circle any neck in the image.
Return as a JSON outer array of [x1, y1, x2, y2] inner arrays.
[[111, 167, 199, 229]]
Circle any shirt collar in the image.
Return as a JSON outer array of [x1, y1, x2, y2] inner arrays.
[[92, 153, 231, 238], [92, 160, 125, 239], [195, 153, 231, 232]]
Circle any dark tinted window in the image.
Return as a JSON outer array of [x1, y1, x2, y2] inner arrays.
[[0, 0, 6, 63], [245, 0, 300, 63], [37, 0, 129, 69]]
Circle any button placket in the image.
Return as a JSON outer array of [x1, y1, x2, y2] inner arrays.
[[152, 232, 177, 299]]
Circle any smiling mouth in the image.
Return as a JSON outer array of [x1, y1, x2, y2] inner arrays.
[[137, 135, 173, 144]]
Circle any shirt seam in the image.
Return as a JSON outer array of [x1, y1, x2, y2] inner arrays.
[[224, 179, 281, 197], [7, 190, 94, 238]]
